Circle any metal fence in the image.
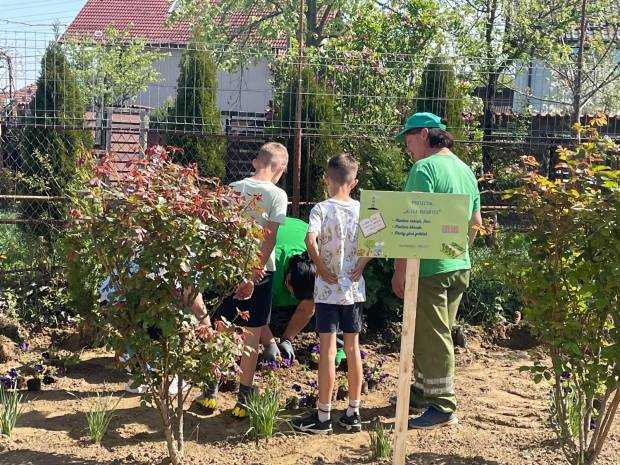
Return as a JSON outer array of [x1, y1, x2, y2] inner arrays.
[[1, 29, 619, 275]]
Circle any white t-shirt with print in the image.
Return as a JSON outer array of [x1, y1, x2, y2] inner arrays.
[[308, 198, 366, 305]]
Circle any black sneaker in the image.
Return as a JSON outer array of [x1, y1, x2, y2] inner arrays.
[[338, 411, 362, 432], [291, 411, 333, 435]]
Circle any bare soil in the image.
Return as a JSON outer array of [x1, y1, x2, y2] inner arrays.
[[0, 330, 618, 465]]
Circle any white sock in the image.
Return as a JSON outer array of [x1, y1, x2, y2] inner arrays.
[[346, 399, 361, 417], [317, 402, 331, 422]]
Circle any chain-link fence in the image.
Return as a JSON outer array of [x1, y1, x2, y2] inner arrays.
[[1, 29, 619, 278]]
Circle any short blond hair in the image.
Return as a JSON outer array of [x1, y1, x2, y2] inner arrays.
[[256, 142, 289, 169]]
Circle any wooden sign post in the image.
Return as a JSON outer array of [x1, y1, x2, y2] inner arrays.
[[357, 190, 470, 465], [392, 258, 420, 465]]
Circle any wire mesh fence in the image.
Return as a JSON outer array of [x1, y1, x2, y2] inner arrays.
[[1, 28, 619, 277]]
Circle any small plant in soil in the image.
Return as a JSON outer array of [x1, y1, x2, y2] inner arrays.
[[85, 392, 121, 444], [363, 359, 389, 391], [369, 418, 392, 460], [244, 388, 287, 443], [0, 386, 23, 438]]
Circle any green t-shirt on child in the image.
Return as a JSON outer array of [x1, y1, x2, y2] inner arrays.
[[272, 217, 308, 308], [404, 152, 481, 278]]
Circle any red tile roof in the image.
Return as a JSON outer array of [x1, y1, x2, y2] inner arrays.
[[65, 0, 288, 48], [66, 0, 191, 45]]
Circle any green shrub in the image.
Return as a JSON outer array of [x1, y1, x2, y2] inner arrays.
[[166, 40, 225, 178], [18, 42, 91, 240], [459, 243, 523, 326], [500, 118, 619, 465]]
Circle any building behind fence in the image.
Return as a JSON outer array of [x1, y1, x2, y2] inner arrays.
[[1, 22, 619, 276]]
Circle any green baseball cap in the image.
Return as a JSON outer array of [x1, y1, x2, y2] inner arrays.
[[395, 112, 446, 142]]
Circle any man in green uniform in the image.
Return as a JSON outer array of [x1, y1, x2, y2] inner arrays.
[[261, 217, 317, 361], [392, 112, 482, 429]]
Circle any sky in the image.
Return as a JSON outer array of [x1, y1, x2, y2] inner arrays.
[[0, 0, 87, 89], [0, 0, 87, 33]]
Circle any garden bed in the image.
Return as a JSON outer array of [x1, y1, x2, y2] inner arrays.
[[1, 330, 618, 465]]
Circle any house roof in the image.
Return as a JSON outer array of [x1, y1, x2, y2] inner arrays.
[[66, 0, 192, 45], [65, 0, 288, 48]]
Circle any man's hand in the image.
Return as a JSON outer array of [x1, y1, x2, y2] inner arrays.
[[234, 280, 254, 300], [317, 263, 338, 285], [392, 270, 406, 299], [350, 258, 371, 282], [278, 339, 296, 362]]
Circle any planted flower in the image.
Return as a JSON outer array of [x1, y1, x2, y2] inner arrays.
[[18, 342, 29, 352]]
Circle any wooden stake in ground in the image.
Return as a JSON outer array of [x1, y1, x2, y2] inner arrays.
[[392, 258, 420, 465]]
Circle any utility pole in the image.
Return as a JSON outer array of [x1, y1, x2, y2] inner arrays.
[[572, 0, 588, 132], [292, 0, 305, 217]]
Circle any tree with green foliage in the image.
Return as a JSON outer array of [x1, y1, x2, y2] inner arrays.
[[18, 42, 92, 240], [65, 27, 164, 109], [275, 67, 342, 200], [166, 43, 226, 178], [500, 115, 619, 465], [415, 60, 464, 132], [452, 0, 577, 171]]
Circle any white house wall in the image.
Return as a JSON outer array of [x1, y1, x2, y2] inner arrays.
[[135, 48, 273, 116]]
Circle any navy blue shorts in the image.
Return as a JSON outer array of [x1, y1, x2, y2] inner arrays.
[[210, 272, 274, 328], [315, 302, 362, 334]]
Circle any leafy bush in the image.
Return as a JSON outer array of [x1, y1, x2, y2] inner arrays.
[[459, 243, 523, 326], [67, 145, 262, 465], [17, 42, 91, 240], [166, 40, 226, 178], [500, 116, 619, 465]]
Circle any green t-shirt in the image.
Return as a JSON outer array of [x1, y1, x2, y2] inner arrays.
[[404, 152, 481, 278], [272, 217, 309, 308]]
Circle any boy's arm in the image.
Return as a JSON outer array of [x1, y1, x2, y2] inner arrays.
[[182, 287, 211, 326], [305, 232, 338, 284], [256, 220, 280, 276], [350, 256, 372, 281]]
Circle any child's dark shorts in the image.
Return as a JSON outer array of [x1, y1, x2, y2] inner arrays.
[[315, 302, 362, 334], [210, 272, 274, 328]]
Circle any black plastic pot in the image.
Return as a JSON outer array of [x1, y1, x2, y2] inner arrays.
[[27, 377, 41, 391]]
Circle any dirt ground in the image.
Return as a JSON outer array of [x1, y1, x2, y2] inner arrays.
[[0, 331, 618, 465]]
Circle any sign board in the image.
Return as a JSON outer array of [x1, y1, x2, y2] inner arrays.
[[356, 189, 471, 465], [357, 190, 470, 259]]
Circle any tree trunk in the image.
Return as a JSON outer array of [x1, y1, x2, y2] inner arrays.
[[571, 0, 588, 128], [154, 391, 183, 465], [482, 73, 499, 172]]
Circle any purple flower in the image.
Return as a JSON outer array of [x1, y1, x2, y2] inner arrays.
[[8, 368, 18, 379], [0, 376, 15, 389], [292, 383, 302, 393], [42, 352, 50, 360], [308, 380, 318, 389], [281, 358, 293, 368], [311, 344, 320, 354], [360, 350, 368, 360], [19, 342, 29, 351], [34, 364, 44, 373], [379, 373, 389, 383]]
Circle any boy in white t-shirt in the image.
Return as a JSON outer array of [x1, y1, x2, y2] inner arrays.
[[292, 153, 370, 434]]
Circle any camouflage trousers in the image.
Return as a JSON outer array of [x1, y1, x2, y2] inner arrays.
[[411, 269, 470, 414]]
